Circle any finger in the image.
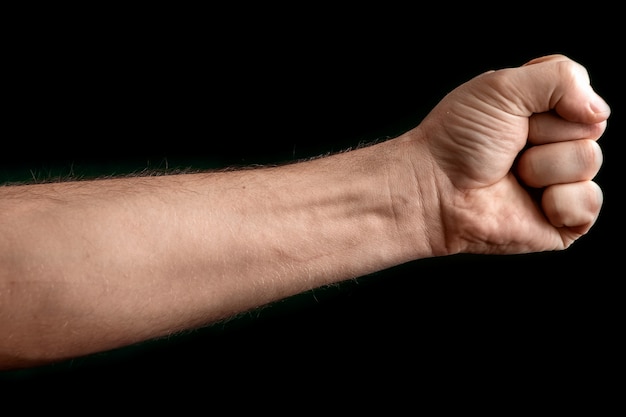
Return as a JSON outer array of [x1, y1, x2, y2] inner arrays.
[[528, 111, 608, 145], [492, 55, 611, 124], [542, 181, 603, 229], [522, 54, 571, 66], [517, 139, 602, 188]]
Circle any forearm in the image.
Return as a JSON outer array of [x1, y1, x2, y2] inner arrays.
[[0, 135, 437, 369]]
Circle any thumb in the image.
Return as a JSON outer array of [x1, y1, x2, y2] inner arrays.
[[512, 54, 611, 124]]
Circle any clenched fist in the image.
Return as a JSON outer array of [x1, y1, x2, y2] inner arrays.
[[407, 54, 609, 255]]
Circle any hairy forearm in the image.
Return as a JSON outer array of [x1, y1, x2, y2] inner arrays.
[[0, 135, 436, 369]]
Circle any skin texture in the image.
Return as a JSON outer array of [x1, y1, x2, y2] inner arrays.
[[0, 54, 609, 370]]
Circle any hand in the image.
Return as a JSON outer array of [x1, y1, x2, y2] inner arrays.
[[412, 54, 610, 254]]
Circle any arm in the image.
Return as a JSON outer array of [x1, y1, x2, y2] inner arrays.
[[0, 54, 609, 370], [0, 139, 438, 370]]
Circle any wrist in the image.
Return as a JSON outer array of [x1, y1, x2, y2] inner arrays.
[[374, 132, 453, 260]]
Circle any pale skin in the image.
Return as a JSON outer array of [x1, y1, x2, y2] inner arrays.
[[0, 55, 610, 371]]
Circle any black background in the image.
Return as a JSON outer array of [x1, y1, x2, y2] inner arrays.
[[1, 5, 623, 405]]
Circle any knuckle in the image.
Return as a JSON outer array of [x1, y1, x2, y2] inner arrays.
[[543, 181, 602, 228], [555, 59, 590, 87], [575, 140, 603, 177], [587, 181, 604, 214]]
